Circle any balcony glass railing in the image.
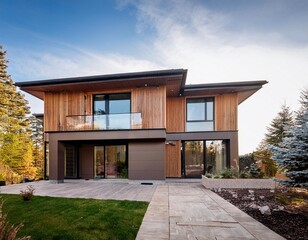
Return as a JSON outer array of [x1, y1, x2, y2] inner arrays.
[[66, 113, 142, 131]]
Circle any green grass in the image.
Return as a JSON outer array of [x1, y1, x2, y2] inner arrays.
[[0, 194, 148, 240]]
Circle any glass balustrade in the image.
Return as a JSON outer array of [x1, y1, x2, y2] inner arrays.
[[66, 113, 142, 131]]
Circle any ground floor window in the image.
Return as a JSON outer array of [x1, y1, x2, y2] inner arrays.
[[183, 140, 228, 178], [94, 145, 127, 179]]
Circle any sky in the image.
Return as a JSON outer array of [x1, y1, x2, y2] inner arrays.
[[1, 0, 307, 154]]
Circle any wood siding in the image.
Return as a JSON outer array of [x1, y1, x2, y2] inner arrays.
[[131, 86, 166, 129], [44, 86, 166, 131], [166, 97, 185, 132], [215, 94, 238, 131], [165, 140, 181, 177]]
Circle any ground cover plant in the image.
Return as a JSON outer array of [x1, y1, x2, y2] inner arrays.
[[0, 194, 148, 240], [215, 188, 308, 240]]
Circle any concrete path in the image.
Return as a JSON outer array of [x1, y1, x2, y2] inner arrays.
[[0, 180, 156, 202], [136, 184, 285, 240]]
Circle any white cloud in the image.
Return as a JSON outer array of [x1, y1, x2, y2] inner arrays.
[[12, 0, 308, 154]]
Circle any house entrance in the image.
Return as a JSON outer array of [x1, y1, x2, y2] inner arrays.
[[94, 145, 127, 179]]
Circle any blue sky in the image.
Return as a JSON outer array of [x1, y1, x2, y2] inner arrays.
[[1, 0, 308, 154]]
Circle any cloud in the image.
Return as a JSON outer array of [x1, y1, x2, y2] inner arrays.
[[11, 0, 308, 154], [123, 0, 308, 154]]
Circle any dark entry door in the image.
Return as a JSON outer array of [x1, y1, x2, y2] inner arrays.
[[183, 141, 204, 178], [65, 144, 78, 178]]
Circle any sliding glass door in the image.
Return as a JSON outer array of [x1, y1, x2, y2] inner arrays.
[[183, 140, 228, 178], [94, 145, 127, 179]]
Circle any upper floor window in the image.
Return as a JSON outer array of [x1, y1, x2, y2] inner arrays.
[[94, 93, 131, 115], [93, 93, 131, 129], [186, 98, 214, 132]]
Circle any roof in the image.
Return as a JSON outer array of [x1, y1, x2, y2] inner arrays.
[[15, 69, 188, 99], [14, 69, 267, 104], [184, 80, 268, 104]]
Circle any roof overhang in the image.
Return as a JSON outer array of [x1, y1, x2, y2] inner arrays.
[[15, 69, 188, 100], [184, 80, 268, 104]]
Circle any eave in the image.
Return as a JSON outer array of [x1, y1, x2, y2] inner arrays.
[[184, 80, 268, 104], [15, 69, 188, 100]]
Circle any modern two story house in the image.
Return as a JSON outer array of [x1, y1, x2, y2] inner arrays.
[[15, 69, 267, 182]]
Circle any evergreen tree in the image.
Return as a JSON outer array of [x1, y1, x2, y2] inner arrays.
[[0, 45, 36, 182], [265, 104, 294, 146], [30, 115, 44, 179], [270, 90, 308, 187], [254, 104, 293, 177]]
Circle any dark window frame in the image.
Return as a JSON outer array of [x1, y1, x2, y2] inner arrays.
[[186, 97, 215, 131], [93, 93, 131, 115]]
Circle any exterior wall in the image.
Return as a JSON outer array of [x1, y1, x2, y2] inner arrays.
[[128, 141, 165, 180], [79, 144, 94, 179], [44, 86, 166, 132], [215, 94, 238, 131], [165, 140, 182, 177], [166, 97, 185, 132], [131, 86, 166, 129]]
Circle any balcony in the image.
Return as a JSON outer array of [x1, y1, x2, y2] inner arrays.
[[66, 113, 142, 131]]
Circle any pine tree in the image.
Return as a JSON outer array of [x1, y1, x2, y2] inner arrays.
[[270, 90, 308, 187], [265, 104, 294, 146], [30, 115, 44, 179], [0, 45, 36, 182], [254, 104, 293, 177]]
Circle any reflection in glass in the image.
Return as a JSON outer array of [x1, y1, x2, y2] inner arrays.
[[206, 140, 227, 174], [94, 146, 105, 178], [184, 141, 204, 178]]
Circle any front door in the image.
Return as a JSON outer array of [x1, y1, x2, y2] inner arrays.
[[94, 145, 127, 178]]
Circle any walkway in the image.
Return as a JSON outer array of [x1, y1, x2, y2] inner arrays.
[[1, 181, 285, 239], [136, 184, 285, 240]]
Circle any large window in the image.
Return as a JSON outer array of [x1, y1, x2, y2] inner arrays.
[[93, 93, 131, 129], [186, 98, 214, 132]]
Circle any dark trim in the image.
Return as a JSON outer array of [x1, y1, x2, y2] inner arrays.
[[45, 128, 166, 134], [15, 69, 187, 87], [184, 80, 268, 90]]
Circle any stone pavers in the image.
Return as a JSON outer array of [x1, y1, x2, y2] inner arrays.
[[0, 179, 156, 202], [137, 183, 285, 240], [1, 180, 286, 239]]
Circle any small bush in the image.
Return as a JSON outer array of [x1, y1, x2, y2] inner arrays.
[[204, 173, 213, 178], [239, 171, 250, 178], [220, 168, 239, 179], [20, 185, 35, 201], [0, 198, 31, 240], [248, 163, 264, 178]]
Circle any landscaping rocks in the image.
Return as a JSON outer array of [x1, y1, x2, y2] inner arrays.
[[260, 205, 271, 215], [215, 189, 308, 240]]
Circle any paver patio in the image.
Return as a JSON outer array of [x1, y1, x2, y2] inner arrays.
[[1, 181, 285, 239]]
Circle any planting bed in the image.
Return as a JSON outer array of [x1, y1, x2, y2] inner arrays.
[[215, 188, 308, 240]]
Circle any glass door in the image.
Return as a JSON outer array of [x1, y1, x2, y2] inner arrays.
[[184, 141, 204, 178], [65, 144, 78, 178], [94, 146, 105, 178], [94, 145, 127, 179]]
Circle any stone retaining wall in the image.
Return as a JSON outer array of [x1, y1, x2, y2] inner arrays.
[[202, 176, 277, 189]]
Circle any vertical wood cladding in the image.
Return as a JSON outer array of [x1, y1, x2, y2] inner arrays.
[[166, 97, 185, 132], [215, 93, 238, 131], [131, 86, 166, 129], [44, 86, 167, 131], [165, 140, 181, 177]]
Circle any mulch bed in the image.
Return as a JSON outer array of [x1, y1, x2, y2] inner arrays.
[[214, 188, 308, 240]]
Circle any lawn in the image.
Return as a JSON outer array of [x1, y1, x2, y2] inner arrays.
[[0, 194, 148, 240]]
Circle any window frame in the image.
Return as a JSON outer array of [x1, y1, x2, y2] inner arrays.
[[186, 97, 215, 131], [93, 93, 131, 115]]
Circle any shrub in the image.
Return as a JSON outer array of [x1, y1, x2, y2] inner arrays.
[[20, 185, 35, 201], [204, 173, 213, 178], [239, 153, 255, 172], [0, 198, 31, 240], [239, 171, 250, 178], [220, 168, 239, 179], [249, 163, 264, 178]]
